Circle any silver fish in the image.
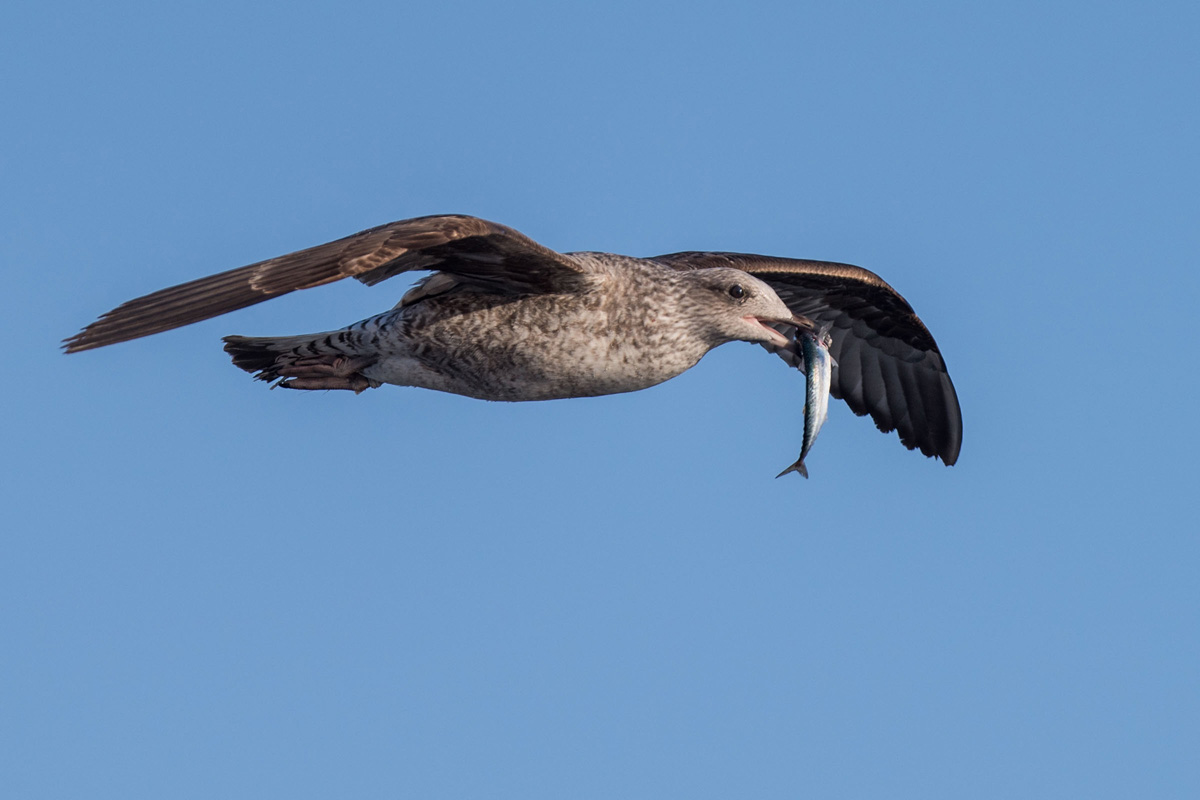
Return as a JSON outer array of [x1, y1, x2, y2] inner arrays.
[[777, 325, 834, 479]]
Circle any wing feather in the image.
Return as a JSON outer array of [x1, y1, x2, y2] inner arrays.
[[651, 251, 962, 464], [64, 215, 587, 352]]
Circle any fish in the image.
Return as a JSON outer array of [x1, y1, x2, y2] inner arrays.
[[777, 325, 835, 479]]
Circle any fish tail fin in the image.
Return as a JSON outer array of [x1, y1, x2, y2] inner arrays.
[[775, 460, 809, 479]]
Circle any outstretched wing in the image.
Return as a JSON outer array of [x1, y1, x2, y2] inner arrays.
[[651, 252, 962, 465], [64, 215, 589, 352]]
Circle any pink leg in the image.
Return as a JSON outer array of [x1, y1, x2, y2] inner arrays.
[[276, 355, 376, 393]]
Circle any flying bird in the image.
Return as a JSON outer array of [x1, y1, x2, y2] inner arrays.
[[64, 214, 962, 467]]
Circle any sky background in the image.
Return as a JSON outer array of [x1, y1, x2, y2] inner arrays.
[[3, 1, 1198, 797]]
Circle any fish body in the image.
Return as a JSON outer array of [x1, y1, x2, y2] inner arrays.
[[777, 326, 834, 479]]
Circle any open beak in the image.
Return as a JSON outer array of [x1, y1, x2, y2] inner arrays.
[[745, 314, 811, 347]]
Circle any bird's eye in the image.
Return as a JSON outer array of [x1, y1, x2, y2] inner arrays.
[[728, 284, 746, 299]]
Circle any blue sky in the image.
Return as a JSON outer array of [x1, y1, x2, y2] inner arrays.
[[3, 1, 1197, 797]]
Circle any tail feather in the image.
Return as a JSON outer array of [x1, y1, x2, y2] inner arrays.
[[222, 333, 379, 392], [222, 334, 309, 382], [223, 336, 281, 381]]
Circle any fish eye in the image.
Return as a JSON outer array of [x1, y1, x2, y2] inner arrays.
[[728, 284, 746, 299]]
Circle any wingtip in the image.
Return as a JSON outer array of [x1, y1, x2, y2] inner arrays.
[[60, 325, 152, 354], [61, 332, 93, 354]]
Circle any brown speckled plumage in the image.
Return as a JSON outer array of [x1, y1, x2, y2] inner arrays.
[[65, 214, 963, 467]]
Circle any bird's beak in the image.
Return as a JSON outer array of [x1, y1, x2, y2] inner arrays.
[[747, 313, 814, 348], [775, 314, 816, 333]]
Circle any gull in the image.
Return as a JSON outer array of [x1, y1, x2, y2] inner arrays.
[[65, 214, 962, 466]]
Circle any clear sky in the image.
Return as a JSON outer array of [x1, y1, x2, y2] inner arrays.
[[3, 1, 1197, 797]]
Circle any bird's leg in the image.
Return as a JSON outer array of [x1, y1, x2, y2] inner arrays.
[[276, 355, 377, 393], [280, 375, 372, 392], [284, 355, 375, 375]]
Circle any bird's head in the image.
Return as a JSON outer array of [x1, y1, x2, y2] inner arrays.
[[684, 268, 814, 348]]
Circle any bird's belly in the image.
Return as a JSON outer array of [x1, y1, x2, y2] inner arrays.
[[366, 330, 704, 402]]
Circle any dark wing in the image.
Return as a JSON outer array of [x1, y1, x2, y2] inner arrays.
[[64, 215, 589, 352], [651, 252, 962, 465]]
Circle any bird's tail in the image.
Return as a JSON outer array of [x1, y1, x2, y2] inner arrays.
[[222, 333, 379, 392]]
